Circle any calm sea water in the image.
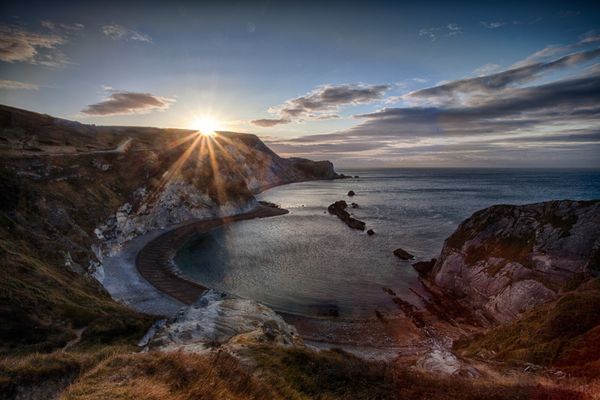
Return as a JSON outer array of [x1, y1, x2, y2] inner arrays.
[[175, 168, 600, 319]]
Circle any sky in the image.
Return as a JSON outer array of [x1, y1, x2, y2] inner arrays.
[[1, 0, 599, 168]]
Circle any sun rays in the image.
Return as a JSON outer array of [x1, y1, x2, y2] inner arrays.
[[149, 127, 259, 217], [188, 116, 220, 136]]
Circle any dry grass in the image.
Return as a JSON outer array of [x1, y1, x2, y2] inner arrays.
[[0, 345, 133, 399], [61, 351, 279, 400], [2, 345, 592, 400], [243, 346, 586, 400]]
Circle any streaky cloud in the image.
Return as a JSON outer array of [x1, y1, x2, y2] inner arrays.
[[0, 80, 38, 90], [407, 47, 600, 104]]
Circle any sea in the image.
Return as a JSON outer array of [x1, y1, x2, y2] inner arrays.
[[174, 168, 600, 319]]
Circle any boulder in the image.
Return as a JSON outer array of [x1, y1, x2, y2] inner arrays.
[[431, 200, 600, 323], [347, 190, 355, 196], [150, 290, 303, 353], [367, 229, 375, 235], [394, 247, 415, 260]]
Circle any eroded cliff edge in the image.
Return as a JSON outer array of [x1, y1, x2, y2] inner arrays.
[[430, 199, 600, 323]]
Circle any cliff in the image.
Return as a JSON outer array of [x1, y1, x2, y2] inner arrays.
[[430, 199, 600, 323], [455, 278, 600, 376], [0, 104, 337, 356]]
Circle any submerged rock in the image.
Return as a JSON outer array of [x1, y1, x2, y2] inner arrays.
[[394, 247, 415, 260], [347, 190, 356, 196], [351, 202, 359, 208], [367, 229, 375, 236], [431, 199, 600, 323], [327, 200, 366, 231]]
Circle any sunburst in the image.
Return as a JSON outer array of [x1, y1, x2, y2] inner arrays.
[[189, 117, 219, 136]]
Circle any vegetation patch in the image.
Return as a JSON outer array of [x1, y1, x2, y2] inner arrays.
[[61, 351, 278, 400], [455, 279, 600, 373], [242, 346, 580, 400]]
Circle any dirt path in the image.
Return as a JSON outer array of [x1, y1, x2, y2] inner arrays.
[[135, 204, 289, 305], [62, 327, 87, 352]]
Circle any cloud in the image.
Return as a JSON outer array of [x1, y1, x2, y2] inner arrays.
[[0, 79, 38, 90], [266, 69, 600, 167], [357, 73, 600, 133], [41, 20, 84, 32], [0, 23, 68, 66], [262, 35, 600, 167], [472, 63, 501, 76], [101, 24, 152, 43], [419, 24, 462, 41], [251, 118, 291, 127], [252, 83, 389, 127], [406, 47, 600, 105], [278, 84, 390, 117], [513, 30, 600, 67], [447, 24, 462, 36], [480, 21, 507, 29], [82, 89, 174, 116]]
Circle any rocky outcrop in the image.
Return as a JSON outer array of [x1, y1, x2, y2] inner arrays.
[[327, 200, 366, 230], [431, 200, 600, 323], [150, 290, 303, 353], [394, 247, 415, 260], [413, 259, 436, 276]]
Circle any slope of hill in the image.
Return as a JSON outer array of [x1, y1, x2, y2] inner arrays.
[[0, 104, 338, 357]]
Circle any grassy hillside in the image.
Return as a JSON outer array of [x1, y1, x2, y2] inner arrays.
[[455, 279, 600, 377], [48, 346, 581, 400], [0, 104, 338, 358]]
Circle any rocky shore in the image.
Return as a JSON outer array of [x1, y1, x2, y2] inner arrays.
[[2, 104, 599, 399], [430, 199, 600, 323]]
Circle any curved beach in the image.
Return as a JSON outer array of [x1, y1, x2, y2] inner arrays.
[[135, 204, 289, 305]]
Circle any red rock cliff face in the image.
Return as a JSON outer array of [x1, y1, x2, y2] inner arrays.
[[431, 200, 600, 323]]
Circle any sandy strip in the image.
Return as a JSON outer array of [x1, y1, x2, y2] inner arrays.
[[100, 205, 288, 316]]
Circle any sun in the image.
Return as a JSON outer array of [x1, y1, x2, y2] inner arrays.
[[189, 117, 219, 136]]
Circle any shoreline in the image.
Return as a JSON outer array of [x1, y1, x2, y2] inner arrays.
[[99, 203, 288, 316], [135, 204, 289, 306], [97, 177, 335, 316]]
